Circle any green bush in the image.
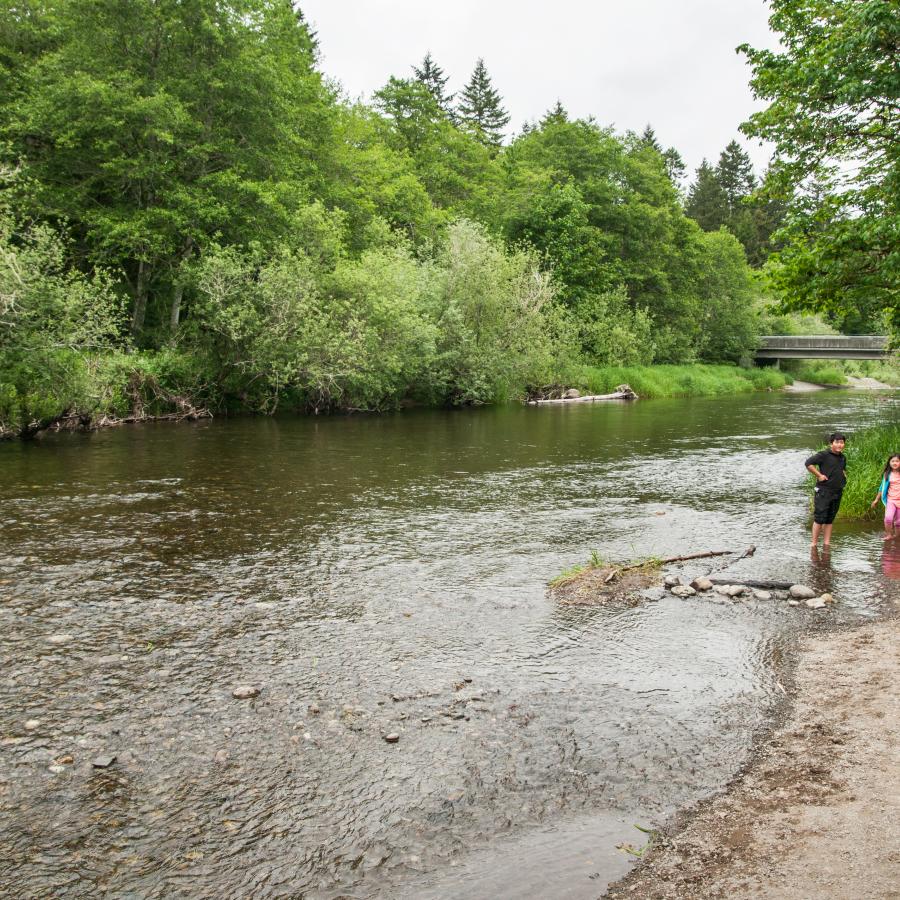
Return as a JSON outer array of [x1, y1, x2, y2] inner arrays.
[[788, 363, 847, 385]]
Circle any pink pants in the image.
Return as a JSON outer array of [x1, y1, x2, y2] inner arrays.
[[886, 500, 900, 529]]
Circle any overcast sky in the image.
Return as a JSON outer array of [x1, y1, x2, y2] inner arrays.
[[299, 0, 779, 180]]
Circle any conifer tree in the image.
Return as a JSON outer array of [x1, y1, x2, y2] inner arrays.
[[685, 160, 729, 231], [716, 140, 756, 213], [413, 51, 453, 113], [540, 101, 568, 127], [639, 124, 662, 153], [456, 58, 510, 149]]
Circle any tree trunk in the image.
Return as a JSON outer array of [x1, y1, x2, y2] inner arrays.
[[131, 259, 149, 336], [170, 281, 184, 332]]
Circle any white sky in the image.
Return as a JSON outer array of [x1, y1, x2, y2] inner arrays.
[[299, 0, 779, 180]]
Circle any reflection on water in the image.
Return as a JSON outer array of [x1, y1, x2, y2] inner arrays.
[[0, 390, 898, 898], [882, 539, 900, 580]]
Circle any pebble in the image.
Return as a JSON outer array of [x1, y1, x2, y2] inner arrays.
[[690, 577, 713, 592], [788, 599, 800, 607], [214, 750, 228, 765], [819, 593, 835, 604], [56, 754, 74, 765], [231, 685, 260, 700], [308, 704, 321, 715], [24, 720, 40, 731], [805, 596, 827, 609], [92, 755, 116, 769], [753, 590, 773, 601], [663, 575, 681, 588], [48, 765, 66, 774], [789, 584, 816, 599], [46, 634, 73, 645], [670, 584, 696, 597], [383, 733, 400, 743]]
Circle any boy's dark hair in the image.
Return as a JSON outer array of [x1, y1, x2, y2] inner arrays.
[[829, 432, 846, 443]]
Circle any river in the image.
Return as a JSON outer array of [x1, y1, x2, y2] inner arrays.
[[1, 390, 898, 898]]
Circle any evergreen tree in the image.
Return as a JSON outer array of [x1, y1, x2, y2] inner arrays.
[[662, 148, 686, 186], [639, 124, 662, 153], [685, 160, 729, 231], [456, 58, 510, 149], [716, 140, 756, 213], [540, 100, 568, 127], [412, 51, 453, 113], [637, 125, 685, 186]]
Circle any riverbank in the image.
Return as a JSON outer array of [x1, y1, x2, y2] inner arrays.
[[0, 360, 792, 440], [605, 615, 900, 899]]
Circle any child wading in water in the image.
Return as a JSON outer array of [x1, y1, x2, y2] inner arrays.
[[871, 453, 900, 540], [805, 432, 847, 548]]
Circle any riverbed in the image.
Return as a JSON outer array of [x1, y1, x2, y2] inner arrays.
[[1, 390, 898, 898]]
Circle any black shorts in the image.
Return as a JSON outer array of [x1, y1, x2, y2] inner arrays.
[[813, 489, 842, 525]]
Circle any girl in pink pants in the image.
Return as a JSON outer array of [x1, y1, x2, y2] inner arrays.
[[871, 453, 900, 539]]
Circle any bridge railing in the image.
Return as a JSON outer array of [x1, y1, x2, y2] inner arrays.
[[758, 335, 889, 350], [755, 334, 894, 361]]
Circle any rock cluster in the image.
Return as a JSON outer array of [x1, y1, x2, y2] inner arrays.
[[661, 576, 835, 610]]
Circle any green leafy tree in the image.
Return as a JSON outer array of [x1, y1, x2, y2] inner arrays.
[[694, 229, 760, 362], [456, 58, 510, 149], [373, 78, 497, 214], [2, 0, 334, 339], [496, 116, 708, 362], [739, 0, 900, 332]]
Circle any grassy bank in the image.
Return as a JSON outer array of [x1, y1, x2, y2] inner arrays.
[[563, 363, 790, 399], [831, 423, 900, 520], [1, 354, 799, 440]]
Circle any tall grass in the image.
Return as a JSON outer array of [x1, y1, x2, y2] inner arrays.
[[789, 363, 847, 386], [835, 423, 900, 520], [562, 363, 790, 399]]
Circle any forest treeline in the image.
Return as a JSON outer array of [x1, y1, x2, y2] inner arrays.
[[0, 0, 892, 435]]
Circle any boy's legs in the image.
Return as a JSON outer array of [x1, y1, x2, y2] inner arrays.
[[811, 522, 824, 546]]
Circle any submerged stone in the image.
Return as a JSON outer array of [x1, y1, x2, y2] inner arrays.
[[231, 685, 260, 700], [789, 585, 816, 599]]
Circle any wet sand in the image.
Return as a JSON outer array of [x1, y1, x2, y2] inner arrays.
[[605, 616, 900, 899]]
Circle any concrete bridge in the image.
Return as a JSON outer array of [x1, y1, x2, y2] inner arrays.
[[756, 335, 894, 362]]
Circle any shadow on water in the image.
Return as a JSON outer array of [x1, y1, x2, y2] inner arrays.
[[0, 390, 898, 898]]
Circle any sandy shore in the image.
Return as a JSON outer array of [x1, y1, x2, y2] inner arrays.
[[605, 617, 900, 899]]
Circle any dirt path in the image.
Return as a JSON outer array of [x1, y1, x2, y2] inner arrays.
[[605, 618, 900, 899]]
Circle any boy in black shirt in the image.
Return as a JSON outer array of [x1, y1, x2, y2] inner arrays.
[[805, 432, 848, 547]]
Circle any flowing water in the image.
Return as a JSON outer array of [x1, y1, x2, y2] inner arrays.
[[1, 390, 898, 899]]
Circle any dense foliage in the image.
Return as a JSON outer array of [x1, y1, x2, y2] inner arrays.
[[740, 0, 899, 334], [0, 0, 828, 437]]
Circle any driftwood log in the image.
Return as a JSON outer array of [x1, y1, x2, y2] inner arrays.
[[527, 383, 638, 405], [708, 577, 795, 590]]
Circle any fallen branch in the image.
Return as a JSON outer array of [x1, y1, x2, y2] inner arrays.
[[708, 577, 794, 590]]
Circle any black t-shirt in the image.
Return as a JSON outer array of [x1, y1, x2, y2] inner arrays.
[[805, 449, 847, 495]]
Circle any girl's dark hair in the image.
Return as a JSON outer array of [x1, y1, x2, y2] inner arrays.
[[883, 453, 900, 478]]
